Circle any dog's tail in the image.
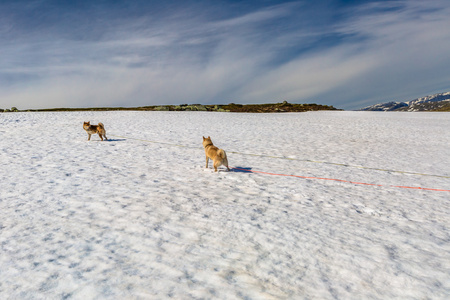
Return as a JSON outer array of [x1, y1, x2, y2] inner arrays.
[[217, 149, 226, 159], [98, 122, 105, 129]]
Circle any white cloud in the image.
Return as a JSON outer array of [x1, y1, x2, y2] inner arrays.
[[236, 0, 450, 108], [1, 0, 450, 110], [237, 45, 379, 104]]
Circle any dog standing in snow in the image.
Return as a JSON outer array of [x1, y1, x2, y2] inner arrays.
[[83, 121, 108, 141], [202, 136, 230, 172]]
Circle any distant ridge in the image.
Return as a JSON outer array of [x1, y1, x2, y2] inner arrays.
[[360, 92, 450, 112], [2, 102, 340, 113]]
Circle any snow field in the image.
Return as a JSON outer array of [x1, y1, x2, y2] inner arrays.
[[0, 111, 449, 299]]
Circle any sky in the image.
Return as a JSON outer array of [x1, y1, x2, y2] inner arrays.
[[1, 0, 450, 110]]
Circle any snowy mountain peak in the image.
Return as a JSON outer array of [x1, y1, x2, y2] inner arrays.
[[360, 91, 450, 111]]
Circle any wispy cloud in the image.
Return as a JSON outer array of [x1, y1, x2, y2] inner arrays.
[[0, 0, 449, 110]]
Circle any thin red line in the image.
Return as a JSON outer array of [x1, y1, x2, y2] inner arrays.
[[231, 167, 450, 192]]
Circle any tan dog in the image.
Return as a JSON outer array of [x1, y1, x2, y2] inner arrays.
[[203, 136, 230, 172], [83, 121, 107, 141]]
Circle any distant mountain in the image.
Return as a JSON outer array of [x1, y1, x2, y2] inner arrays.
[[360, 92, 450, 112]]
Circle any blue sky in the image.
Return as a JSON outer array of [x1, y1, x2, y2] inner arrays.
[[1, 0, 450, 110]]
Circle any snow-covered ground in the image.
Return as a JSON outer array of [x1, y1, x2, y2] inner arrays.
[[1, 111, 449, 299]]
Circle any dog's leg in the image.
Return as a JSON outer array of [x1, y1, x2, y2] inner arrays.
[[98, 133, 103, 141], [205, 156, 209, 168], [223, 157, 230, 171], [88, 133, 91, 141], [104, 134, 108, 141], [213, 160, 220, 172]]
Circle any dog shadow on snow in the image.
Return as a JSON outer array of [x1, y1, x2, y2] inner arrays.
[[230, 166, 253, 173], [89, 138, 126, 142], [205, 166, 252, 173]]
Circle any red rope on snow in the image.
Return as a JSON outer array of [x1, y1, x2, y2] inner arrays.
[[230, 167, 450, 192]]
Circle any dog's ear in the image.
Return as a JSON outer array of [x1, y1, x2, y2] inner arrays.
[[203, 136, 205, 140], [208, 136, 210, 139]]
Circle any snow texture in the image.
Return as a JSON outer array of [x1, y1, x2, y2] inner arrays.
[[1, 111, 449, 299]]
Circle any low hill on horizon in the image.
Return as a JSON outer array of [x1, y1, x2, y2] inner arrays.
[[2, 101, 340, 113]]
